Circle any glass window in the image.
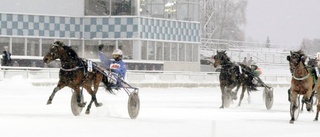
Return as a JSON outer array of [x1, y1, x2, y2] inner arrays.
[[118, 40, 133, 59], [163, 42, 170, 61], [85, 0, 109, 16], [141, 41, 147, 60], [186, 43, 192, 62], [0, 37, 10, 53], [41, 39, 55, 56], [112, 0, 133, 15], [164, 0, 176, 19], [189, 3, 199, 21], [152, 0, 165, 18], [84, 40, 99, 59], [148, 41, 155, 60], [178, 43, 185, 61], [12, 38, 25, 56], [27, 38, 40, 56], [101, 40, 116, 59], [177, 2, 188, 20], [171, 42, 177, 61], [192, 44, 199, 62], [140, 0, 151, 17], [156, 41, 163, 60]]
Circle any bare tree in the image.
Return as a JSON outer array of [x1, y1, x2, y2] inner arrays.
[[201, 0, 247, 41]]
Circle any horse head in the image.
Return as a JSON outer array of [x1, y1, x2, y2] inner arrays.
[[43, 41, 65, 64], [287, 50, 307, 68], [213, 50, 229, 68], [307, 57, 318, 67]]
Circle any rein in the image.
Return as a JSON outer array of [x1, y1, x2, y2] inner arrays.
[[292, 73, 310, 81], [60, 66, 83, 71]]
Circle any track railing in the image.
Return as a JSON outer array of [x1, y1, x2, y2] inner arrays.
[[0, 66, 291, 88]]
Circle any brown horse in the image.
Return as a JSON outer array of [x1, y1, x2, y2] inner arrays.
[[287, 50, 315, 123], [43, 41, 112, 115], [212, 50, 257, 108]]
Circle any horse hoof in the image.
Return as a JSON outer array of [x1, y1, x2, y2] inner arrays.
[[289, 120, 294, 124], [78, 103, 86, 107], [95, 103, 103, 107], [46, 100, 52, 105], [314, 119, 318, 121], [85, 110, 90, 115], [219, 106, 224, 109]]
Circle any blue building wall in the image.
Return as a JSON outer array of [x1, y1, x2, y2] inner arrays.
[[0, 13, 200, 42]]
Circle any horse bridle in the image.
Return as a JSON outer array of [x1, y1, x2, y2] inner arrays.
[[288, 52, 310, 80]]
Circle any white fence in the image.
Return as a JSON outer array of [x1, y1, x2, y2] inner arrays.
[[0, 66, 291, 88]]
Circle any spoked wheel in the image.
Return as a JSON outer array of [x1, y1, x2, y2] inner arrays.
[[313, 92, 318, 106], [223, 90, 232, 108], [128, 91, 140, 119], [290, 95, 300, 124], [263, 87, 274, 110], [71, 90, 84, 116]]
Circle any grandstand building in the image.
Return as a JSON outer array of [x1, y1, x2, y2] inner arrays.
[[0, 0, 201, 71]]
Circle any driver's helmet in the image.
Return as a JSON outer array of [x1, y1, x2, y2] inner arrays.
[[112, 49, 123, 61], [251, 62, 258, 70]]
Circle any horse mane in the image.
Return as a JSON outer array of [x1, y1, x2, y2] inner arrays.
[[218, 50, 230, 62], [54, 41, 79, 59]]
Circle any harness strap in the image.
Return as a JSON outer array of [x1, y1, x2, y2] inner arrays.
[[292, 73, 310, 81], [60, 66, 83, 71]]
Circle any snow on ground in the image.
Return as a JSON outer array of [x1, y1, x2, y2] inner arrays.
[[0, 77, 319, 137]]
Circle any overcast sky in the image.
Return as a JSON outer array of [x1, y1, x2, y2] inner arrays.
[[245, 0, 320, 47]]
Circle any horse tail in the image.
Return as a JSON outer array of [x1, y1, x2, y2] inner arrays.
[[101, 73, 115, 94]]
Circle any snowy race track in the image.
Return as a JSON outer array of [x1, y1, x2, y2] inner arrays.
[[0, 77, 319, 137]]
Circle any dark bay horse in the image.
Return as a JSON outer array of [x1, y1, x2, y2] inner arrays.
[[43, 41, 112, 115], [212, 50, 258, 108], [287, 50, 316, 123]]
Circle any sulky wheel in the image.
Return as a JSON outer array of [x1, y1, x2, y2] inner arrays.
[[71, 91, 84, 116], [263, 87, 274, 110], [128, 91, 140, 119], [223, 90, 232, 108]]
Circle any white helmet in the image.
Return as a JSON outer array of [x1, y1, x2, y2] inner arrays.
[[112, 49, 123, 55], [112, 49, 123, 61]]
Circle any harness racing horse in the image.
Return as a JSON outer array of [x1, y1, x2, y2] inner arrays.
[[287, 50, 316, 123], [43, 41, 112, 115], [213, 50, 258, 108]]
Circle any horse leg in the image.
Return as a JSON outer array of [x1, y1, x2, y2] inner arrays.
[[84, 83, 103, 115], [220, 85, 225, 109], [93, 77, 103, 107], [304, 80, 314, 112], [47, 87, 61, 105], [247, 89, 251, 104], [238, 86, 246, 107], [74, 87, 86, 108], [290, 91, 298, 123], [47, 83, 65, 105], [314, 89, 320, 121]]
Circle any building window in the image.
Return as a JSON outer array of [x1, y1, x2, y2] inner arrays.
[[12, 38, 25, 56], [85, 0, 135, 16], [27, 38, 40, 56], [141, 41, 148, 60], [42, 39, 55, 56]]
